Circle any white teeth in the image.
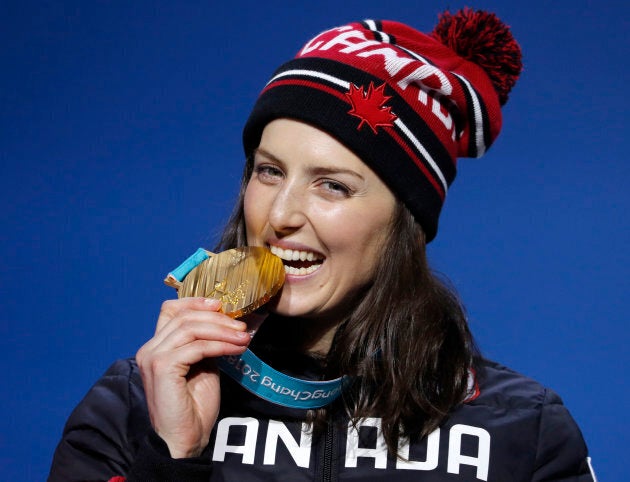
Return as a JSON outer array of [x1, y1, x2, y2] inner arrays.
[[269, 245, 323, 275], [269, 245, 322, 263], [285, 265, 320, 275]]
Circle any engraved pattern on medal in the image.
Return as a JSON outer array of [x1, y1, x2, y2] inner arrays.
[[209, 278, 250, 306]]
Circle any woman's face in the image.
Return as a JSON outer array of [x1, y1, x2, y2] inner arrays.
[[244, 118, 396, 322]]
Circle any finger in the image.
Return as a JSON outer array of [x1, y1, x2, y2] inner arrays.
[[139, 311, 251, 374], [155, 297, 225, 334], [153, 299, 248, 348], [139, 318, 250, 370], [154, 318, 251, 354], [138, 337, 248, 387], [165, 339, 249, 369]]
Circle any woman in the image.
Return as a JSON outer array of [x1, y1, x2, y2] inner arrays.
[[49, 9, 595, 481]]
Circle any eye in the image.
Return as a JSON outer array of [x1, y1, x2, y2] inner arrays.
[[320, 179, 352, 197], [254, 164, 283, 183]]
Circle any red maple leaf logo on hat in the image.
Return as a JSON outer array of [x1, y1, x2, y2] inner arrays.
[[346, 82, 397, 134]]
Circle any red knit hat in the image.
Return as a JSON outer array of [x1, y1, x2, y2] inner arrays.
[[243, 9, 522, 241]]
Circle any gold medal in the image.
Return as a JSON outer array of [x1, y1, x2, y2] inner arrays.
[[165, 247, 285, 319]]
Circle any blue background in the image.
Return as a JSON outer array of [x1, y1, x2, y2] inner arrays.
[[1, 1, 627, 480]]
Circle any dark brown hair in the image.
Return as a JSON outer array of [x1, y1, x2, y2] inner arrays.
[[217, 159, 477, 454]]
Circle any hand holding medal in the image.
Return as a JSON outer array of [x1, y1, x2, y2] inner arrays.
[[135, 247, 284, 459], [165, 247, 347, 410]]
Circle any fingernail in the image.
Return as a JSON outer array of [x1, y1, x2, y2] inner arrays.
[[203, 298, 220, 308]]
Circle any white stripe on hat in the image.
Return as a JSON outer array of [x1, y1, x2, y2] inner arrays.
[[394, 118, 448, 193], [364, 19, 391, 43], [454, 73, 487, 157], [267, 69, 350, 90]]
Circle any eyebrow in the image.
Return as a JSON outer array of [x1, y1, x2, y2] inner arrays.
[[253, 148, 366, 181]]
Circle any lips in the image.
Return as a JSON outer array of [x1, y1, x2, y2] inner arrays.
[[269, 245, 324, 275]]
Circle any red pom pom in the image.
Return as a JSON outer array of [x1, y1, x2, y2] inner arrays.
[[431, 8, 522, 105]]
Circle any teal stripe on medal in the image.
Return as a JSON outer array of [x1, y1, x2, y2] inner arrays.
[[218, 350, 346, 409], [169, 248, 210, 282]]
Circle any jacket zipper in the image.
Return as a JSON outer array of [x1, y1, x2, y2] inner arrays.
[[319, 419, 337, 482]]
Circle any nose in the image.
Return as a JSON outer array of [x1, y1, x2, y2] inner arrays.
[[268, 181, 307, 235]]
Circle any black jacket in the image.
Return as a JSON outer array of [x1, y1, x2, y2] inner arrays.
[[49, 358, 595, 481]]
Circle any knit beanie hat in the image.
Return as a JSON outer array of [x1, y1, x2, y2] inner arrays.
[[243, 9, 522, 241]]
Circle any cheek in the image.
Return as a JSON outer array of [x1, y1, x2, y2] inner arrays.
[[353, 204, 394, 261], [327, 207, 391, 256]]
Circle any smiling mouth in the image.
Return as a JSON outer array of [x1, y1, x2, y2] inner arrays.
[[269, 245, 324, 275]]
